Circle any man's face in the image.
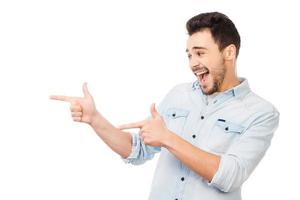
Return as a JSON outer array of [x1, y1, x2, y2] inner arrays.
[[186, 29, 226, 95]]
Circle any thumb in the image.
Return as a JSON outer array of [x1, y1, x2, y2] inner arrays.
[[82, 82, 91, 97], [150, 103, 160, 118]]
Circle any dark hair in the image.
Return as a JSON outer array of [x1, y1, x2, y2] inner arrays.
[[186, 12, 241, 57]]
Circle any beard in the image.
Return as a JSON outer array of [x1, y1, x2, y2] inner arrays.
[[201, 64, 226, 95]]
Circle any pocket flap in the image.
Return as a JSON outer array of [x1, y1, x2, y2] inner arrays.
[[166, 107, 189, 119], [216, 119, 245, 134]]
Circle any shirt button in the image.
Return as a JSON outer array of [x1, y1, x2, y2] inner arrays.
[[181, 177, 185, 181], [172, 113, 176, 117], [225, 127, 229, 131], [200, 116, 204, 120], [192, 134, 196, 139], [175, 199, 178, 200]]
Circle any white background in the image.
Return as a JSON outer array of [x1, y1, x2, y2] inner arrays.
[[0, 0, 299, 199]]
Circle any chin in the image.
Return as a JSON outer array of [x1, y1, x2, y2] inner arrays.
[[201, 84, 216, 95], [201, 86, 211, 95]]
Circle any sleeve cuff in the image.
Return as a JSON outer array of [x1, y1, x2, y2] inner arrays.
[[207, 154, 236, 192], [122, 131, 139, 164]]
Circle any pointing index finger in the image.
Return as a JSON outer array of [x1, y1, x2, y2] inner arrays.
[[49, 95, 73, 102], [117, 120, 146, 130]]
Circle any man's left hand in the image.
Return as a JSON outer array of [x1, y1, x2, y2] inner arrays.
[[117, 103, 171, 147]]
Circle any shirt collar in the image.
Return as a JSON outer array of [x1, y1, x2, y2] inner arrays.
[[192, 77, 250, 99], [231, 78, 250, 98]]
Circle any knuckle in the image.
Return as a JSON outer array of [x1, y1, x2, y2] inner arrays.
[[143, 139, 149, 144], [70, 104, 81, 111], [140, 133, 145, 139], [72, 116, 81, 121], [71, 112, 82, 117]]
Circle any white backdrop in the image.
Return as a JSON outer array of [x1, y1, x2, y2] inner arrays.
[[0, 0, 299, 199]]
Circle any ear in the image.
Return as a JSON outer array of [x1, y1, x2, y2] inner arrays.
[[223, 44, 237, 61]]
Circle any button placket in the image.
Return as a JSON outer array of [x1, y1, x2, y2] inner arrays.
[[173, 169, 190, 200], [193, 111, 209, 146]]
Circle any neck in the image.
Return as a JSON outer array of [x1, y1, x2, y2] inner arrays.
[[218, 69, 240, 92]]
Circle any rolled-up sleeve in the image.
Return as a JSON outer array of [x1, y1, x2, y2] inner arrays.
[[209, 110, 280, 192], [122, 130, 161, 165]]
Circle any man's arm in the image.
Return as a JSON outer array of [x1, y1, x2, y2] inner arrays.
[[89, 111, 132, 158], [118, 103, 221, 181], [163, 132, 220, 182], [50, 82, 133, 159]]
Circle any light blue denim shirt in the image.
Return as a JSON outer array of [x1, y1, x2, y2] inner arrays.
[[123, 78, 279, 200]]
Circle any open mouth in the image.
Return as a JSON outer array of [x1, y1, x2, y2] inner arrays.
[[194, 68, 209, 81]]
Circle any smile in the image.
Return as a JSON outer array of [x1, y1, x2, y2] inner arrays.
[[194, 68, 209, 80]]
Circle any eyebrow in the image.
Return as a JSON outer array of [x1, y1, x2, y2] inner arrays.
[[185, 46, 208, 53]]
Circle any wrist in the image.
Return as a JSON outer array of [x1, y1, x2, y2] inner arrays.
[[89, 111, 113, 133], [161, 129, 175, 148], [89, 110, 101, 128]]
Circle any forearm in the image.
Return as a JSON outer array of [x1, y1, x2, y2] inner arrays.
[[90, 111, 132, 158], [163, 131, 220, 182]]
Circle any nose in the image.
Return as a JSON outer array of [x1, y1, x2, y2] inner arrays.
[[189, 56, 200, 70]]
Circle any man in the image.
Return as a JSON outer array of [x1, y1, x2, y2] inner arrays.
[[50, 12, 279, 200]]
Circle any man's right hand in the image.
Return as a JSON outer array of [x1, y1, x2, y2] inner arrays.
[[49, 82, 98, 125]]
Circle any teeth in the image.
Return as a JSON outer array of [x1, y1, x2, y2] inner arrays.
[[196, 72, 205, 76], [195, 69, 208, 76]]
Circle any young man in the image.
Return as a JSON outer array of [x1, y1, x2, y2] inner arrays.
[[50, 12, 279, 200]]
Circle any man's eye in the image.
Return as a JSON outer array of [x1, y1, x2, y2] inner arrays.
[[197, 52, 204, 56]]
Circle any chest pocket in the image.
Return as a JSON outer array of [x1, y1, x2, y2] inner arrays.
[[165, 107, 189, 136], [207, 119, 245, 153]]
